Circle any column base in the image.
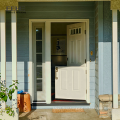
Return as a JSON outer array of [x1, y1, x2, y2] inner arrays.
[[112, 108, 120, 120]]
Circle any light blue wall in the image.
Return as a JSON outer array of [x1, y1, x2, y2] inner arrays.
[[102, 1, 113, 94], [1, 2, 96, 108], [99, 2, 120, 95]]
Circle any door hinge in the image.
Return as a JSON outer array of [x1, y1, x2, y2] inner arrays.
[[55, 67, 58, 80], [85, 59, 86, 63], [86, 70, 87, 74], [86, 90, 87, 94], [56, 67, 58, 72], [85, 30, 86, 34]]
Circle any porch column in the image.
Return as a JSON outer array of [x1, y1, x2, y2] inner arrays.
[[45, 22, 51, 104], [0, 10, 6, 109], [112, 9, 118, 109], [11, 11, 17, 108]]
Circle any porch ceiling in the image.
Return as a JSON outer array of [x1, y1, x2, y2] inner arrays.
[[0, 0, 120, 11], [17, 0, 110, 1]]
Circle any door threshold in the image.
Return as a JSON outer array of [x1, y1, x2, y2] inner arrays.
[[31, 101, 90, 106], [33, 100, 46, 103], [51, 101, 87, 103]]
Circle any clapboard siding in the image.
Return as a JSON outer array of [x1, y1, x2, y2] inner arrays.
[[90, 70, 95, 77], [103, 1, 120, 94], [103, 1, 112, 94], [90, 77, 95, 83], [90, 83, 95, 90], [5, 70, 28, 77], [94, 1, 120, 114], [90, 90, 95, 96], [25, 6, 94, 12], [95, 1, 99, 114], [19, 2, 95, 6], [18, 1, 95, 108], [90, 61, 95, 69], [6, 76, 29, 82], [1, 2, 96, 108], [17, 12, 94, 19]]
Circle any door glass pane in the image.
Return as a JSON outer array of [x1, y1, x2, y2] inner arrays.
[[36, 67, 42, 78], [36, 41, 42, 53], [36, 28, 42, 40], [73, 29, 75, 34], [79, 28, 81, 34], [36, 80, 42, 91], [76, 29, 78, 34], [36, 54, 42, 65], [71, 29, 72, 35]]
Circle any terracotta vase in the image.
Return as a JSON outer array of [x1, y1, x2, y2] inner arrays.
[[17, 94, 31, 112]]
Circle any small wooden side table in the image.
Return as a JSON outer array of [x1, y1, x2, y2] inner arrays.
[[17, 93, 31, 112]]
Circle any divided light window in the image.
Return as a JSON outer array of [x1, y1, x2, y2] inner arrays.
[[36, 28, 42, 91], [70, 27, 81, 35]]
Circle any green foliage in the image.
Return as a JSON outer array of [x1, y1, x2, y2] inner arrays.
[[5, 106, 14, 116], [0, 74, 19, 118]]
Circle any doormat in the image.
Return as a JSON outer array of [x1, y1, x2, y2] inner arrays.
[[52, 109, 84, 113]]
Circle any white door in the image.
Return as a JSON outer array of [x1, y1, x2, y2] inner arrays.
[[32, 23, 46, 101], [67, 23, 86, 66], [55, 23, 86, 100]]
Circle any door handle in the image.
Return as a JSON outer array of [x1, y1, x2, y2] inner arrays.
[[55, 67, 58, 80]]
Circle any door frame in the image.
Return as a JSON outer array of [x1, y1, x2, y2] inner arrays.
[[29, 19, 90, 104]]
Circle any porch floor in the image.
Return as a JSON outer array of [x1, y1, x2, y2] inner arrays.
[[19, 109, 111, 120]]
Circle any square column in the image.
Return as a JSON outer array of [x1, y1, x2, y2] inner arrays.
[[45, 22, 51, 104], [0, 10, 6, 109], [11, 11, 17, 108], [112, 9, 118, 109]]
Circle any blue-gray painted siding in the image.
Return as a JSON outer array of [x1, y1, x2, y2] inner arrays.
[[1, 2, 96, 107], [103, 2, 113, 94], [100, 2, 120, 95], [95, 1, 104, 115], [95, 1, 99, 114]]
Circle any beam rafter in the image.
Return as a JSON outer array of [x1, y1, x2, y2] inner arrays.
[[0, 0, 18, 10]]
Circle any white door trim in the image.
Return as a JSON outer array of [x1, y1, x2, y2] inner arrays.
[[0, 10, 6, 109], [29, 19, 90, 104]]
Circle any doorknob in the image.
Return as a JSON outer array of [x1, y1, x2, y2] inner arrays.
[[55, 67, 58, 80]]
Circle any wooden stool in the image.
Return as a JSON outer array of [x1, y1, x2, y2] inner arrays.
[[17, 94, 31, 112]]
